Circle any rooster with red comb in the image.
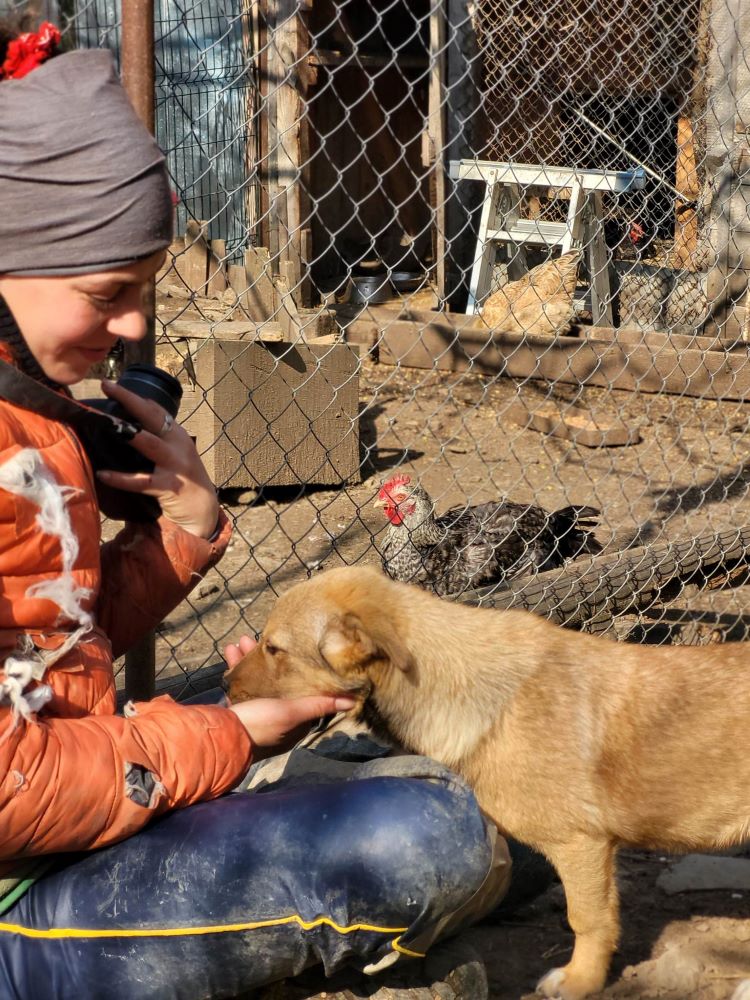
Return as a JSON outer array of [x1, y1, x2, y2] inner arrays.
[[374, 473, 601, 596]]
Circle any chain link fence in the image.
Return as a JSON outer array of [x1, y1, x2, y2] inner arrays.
[[6, 0, 750, 694]]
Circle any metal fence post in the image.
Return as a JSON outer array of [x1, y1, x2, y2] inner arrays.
[[121, 0, 157, 702]]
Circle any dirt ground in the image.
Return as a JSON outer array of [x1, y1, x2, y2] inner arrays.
[[472, 848, 750, 1000], [141, 344, 750, 999], [159, 350, 750, 671]]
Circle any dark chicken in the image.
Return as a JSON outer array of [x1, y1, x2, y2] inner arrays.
[[374, 473, 602, 596]]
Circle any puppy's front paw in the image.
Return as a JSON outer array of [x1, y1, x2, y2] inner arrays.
[[731, 980, 750, 1000], [536, 968, 567, 998], [536, 966, 598, 1000]]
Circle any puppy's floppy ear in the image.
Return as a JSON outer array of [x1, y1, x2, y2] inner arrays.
[[319, 613, 377, 673], [319, 612, 413, 675]]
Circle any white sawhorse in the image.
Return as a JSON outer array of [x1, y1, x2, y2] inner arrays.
[[449, 161, 646, 326]]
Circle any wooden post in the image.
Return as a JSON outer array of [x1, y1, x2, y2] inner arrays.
[[121, 0, 156, 702], [207, 239, 228, 297], [271, 0, 313, 306], [444, 0, 485, 310], [586, 192, 614, 327], [673, 115, 700, 269], [183, 219, 210, 292], [261, 0, 279, 263], [244, 246, 277, 320], [428, 0, 447, 303], [121, 0, 154, 133], [296, 1, 314, 308]]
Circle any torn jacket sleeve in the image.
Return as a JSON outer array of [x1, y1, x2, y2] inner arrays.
[[0, 696, 252, 860]]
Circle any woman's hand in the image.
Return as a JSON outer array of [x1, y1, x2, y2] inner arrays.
[[223, 635, 355, 759], [95, 379, 220, 539], [228, 695, 355, 759], [223, 634, 258, 669]]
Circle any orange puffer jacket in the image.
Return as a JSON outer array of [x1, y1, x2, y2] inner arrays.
[[0, 351, 252, 868]]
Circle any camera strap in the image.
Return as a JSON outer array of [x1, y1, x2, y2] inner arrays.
[[0, 358, 140, 443]]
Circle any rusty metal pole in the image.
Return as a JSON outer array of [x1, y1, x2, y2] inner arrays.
[[121, 0, 157, 702]]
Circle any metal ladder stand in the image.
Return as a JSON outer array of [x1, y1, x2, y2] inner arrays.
[[449, 161, 646, 325]]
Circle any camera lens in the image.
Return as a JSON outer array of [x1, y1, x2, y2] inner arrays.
[[117, 364, 183, 418]]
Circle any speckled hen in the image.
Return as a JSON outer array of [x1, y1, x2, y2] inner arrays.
[[375, 473, 602, 597]]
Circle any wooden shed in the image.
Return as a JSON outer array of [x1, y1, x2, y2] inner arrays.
[[251, 0, 722, 313]]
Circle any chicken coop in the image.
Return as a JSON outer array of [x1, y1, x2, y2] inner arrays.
[[6, 0, 750, 702]]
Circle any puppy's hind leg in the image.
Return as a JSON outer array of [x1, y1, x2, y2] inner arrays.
[[536, 836, 619, 1000]]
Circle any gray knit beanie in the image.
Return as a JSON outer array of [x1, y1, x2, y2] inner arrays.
[[0, 48, 172, 275]]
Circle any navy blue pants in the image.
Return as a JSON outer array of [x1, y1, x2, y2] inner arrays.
[[0, 773, 502, 999]]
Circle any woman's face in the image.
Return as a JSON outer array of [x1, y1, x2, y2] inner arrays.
[[0, 250, 166, 385]]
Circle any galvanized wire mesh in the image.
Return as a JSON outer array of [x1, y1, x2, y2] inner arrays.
[[7, 0, 750, 693]]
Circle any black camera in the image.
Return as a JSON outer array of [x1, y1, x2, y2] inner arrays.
[[82, 363, 183, 428], [78, 363, 184, 521]]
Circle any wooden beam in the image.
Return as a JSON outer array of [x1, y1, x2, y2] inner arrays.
[[344, 309, 725, 352], [587, 325, 724, 351], [262, 0, 279, 262], [166, 319, 285, 342], [244, 1, 261, 243], [371, 310, 750, 400]]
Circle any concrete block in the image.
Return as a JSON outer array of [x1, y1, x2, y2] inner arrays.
[[175, 338, 361, 489], [657, 854, 750, 895]]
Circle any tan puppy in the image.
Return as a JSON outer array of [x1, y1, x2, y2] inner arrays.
[[225, 565, 750, 1000]]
